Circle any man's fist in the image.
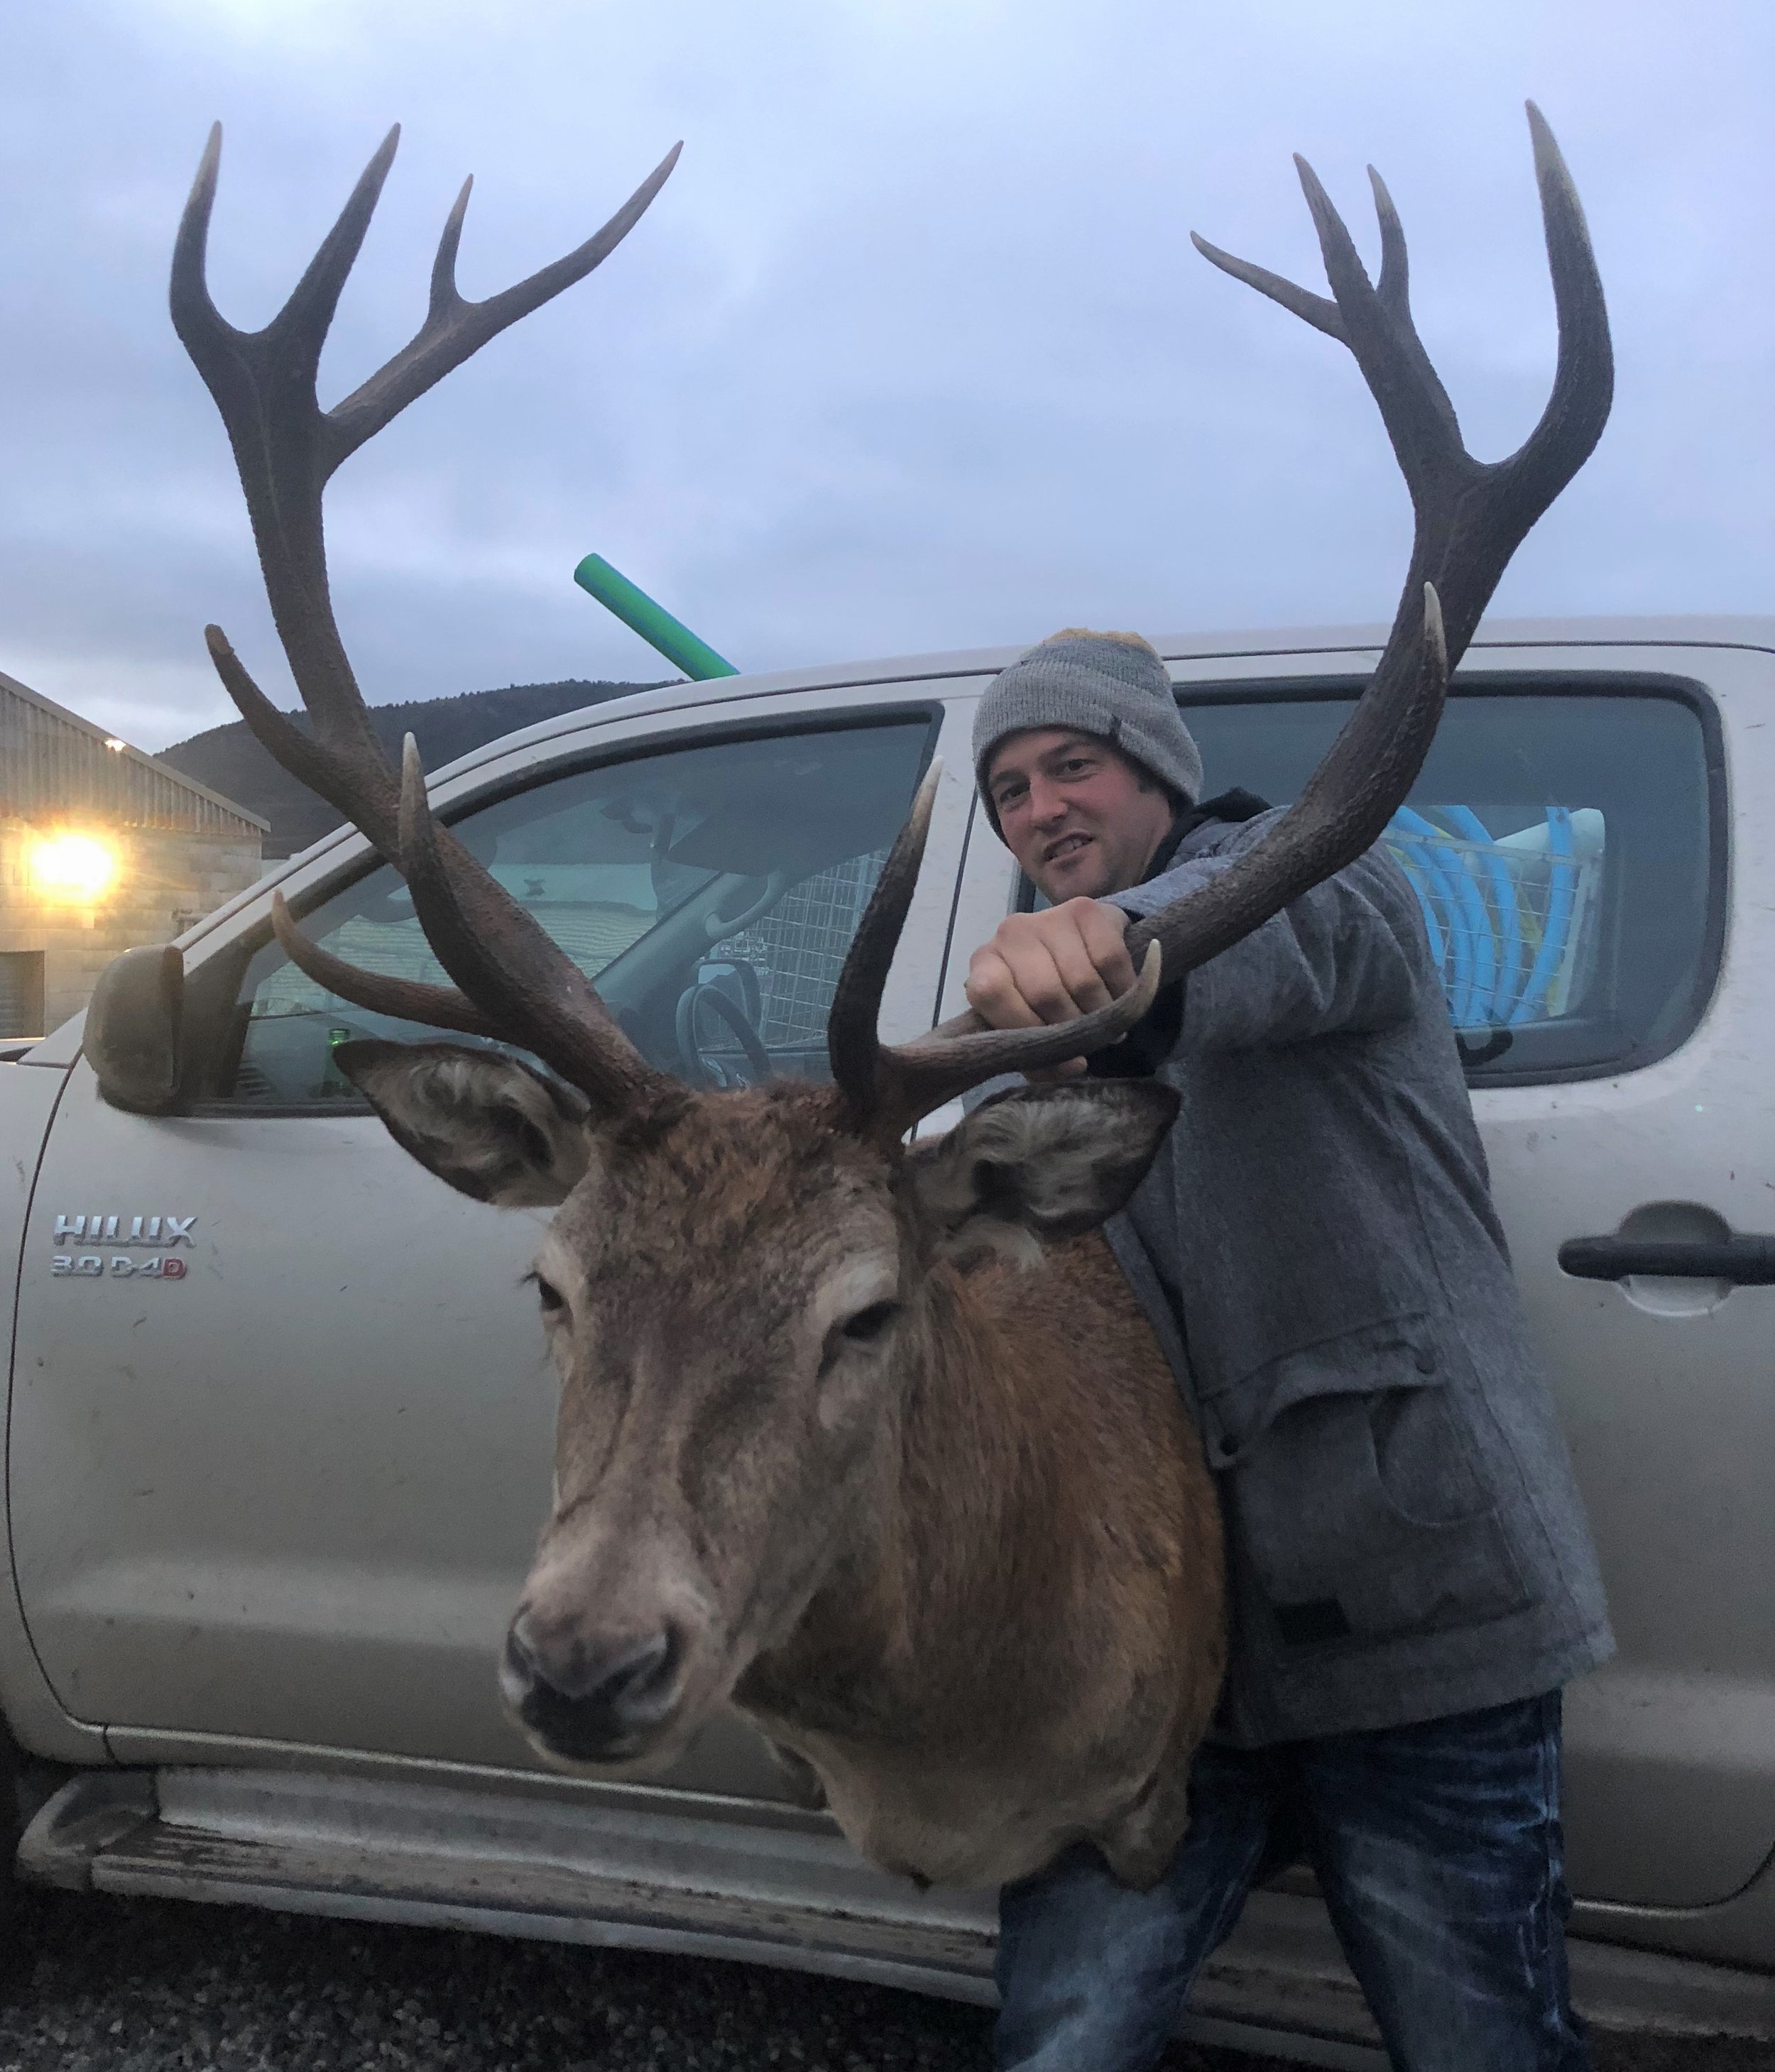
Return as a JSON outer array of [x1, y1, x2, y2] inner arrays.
[[965, 900, 1138, 1078]]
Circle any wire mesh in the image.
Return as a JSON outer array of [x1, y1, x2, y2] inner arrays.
[[706, 850, 887, 1052], [1383, 806, 1603, 1031]]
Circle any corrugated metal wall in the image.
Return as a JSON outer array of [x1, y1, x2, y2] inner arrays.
[[0, 679, 261, 837]]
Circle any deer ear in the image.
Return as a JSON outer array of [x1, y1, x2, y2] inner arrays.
[[334, 1040, 592, 1207], [902, 1080, 1179, 1262]]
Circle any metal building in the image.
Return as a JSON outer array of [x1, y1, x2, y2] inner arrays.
[[1, 669, 266, 1039]]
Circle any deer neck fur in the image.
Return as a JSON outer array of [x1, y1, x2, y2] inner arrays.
[[736, 1228, 1225, 1887]]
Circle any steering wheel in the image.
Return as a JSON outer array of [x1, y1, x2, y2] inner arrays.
[[674, 980, 772, 1088]]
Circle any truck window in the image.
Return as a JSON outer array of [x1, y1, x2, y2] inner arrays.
[[1174, 679, 1722, 1086], [213, 718, 934, 1105]]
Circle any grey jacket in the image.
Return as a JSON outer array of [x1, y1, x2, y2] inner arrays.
[[1099, 810, 1613, 1745]]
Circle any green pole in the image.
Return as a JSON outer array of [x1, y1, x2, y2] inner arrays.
[[572, 552, 738, 681]]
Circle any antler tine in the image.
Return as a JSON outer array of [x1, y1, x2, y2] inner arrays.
[[174, 126, 680, 799], [870, 111, 1610, 1119], [1226, 109, 1607, 649], [1291, 155, 1475, 535], [269, 892, 504, 1041], [1512, 102, 1613, 517], [1127, 106, 1607, 987], [173, 126, 404, 782], [175, 123, 684, 1110], [173, 122, 398, 402], [205, 624, 400, 858], [395, 739, 667, 1107], [865, 949, 1165, 1146], [825, 757, 1167, 1140], [1189, 233, 1344, 342], [1125, 586, 1447, 976], [826, 760, 942, 1119], [866, 591, 1443, 1132], [325, 140, 683, 468], [1366, 168, 1410, 322]]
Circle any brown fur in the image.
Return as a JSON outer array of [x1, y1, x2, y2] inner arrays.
[[743, 1229, 1225, 1885], [504, 1084, 1225, 1889]]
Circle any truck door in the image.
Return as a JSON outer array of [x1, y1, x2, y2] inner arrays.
[[9, 697, 968, 1785], [1164, 641, 1775, 1912]]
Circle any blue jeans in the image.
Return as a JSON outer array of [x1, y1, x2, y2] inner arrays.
[[995, 1692, 1588, 2071]]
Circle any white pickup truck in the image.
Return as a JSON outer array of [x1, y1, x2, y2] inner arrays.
[[2, 615, 1771, 2063]]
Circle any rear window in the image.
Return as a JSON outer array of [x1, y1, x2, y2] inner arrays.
[[1173, 676, 1724, 1086]]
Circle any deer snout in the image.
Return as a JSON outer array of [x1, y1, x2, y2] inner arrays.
[[501, 1611, 686, 1763]]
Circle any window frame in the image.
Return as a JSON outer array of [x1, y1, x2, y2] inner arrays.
[[182, 703, 944, 1117], [1015, 671, 1728, 1090]]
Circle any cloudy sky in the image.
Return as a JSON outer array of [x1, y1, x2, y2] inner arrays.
[[3, 0, 1770, 751]]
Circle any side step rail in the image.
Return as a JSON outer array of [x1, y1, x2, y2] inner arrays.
[[20, 1767, 1775, 2060], [16, 1765, 1388, 2068]]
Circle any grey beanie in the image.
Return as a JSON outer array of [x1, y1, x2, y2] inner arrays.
[[973, 628, 1203, 833]]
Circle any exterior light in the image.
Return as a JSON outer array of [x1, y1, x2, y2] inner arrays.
[[32, 833, 119, 901], [104, 737, 127, 752]]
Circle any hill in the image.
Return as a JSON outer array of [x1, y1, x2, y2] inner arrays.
[[157, 677, 665, 856]]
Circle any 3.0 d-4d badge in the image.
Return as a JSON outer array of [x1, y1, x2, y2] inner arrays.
[[49, 1212, 197, 1281]]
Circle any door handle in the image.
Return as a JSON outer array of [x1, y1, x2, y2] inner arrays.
[[1558, 1235, 1775, 1286]]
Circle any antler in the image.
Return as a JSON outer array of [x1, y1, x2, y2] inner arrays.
[[825, 762, 1167, 1138], [1138, 99, 1611, 977], [173, 124, 682, 1109], [828, 102, 1611, 1139]]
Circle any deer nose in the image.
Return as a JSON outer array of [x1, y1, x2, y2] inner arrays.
[[501, 1615, 684, 1760]]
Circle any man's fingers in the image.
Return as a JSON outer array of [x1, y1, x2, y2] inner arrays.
[[966, 902, 1145, 1030], [1044, 921, 1118, 1014], [965, 945, 1047, 1029], [966, 933, 1085, 1028], [1077, 901, 1138, 997], [993, 933, 1083, 1024]]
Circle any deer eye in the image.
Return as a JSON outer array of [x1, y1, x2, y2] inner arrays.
[[841, 1300, 900, 1344], [527, 1271, 567, 1317]]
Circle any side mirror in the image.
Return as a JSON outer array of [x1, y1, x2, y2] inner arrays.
[[86, 945, 184, 1114]]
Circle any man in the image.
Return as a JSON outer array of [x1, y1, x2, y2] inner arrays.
[[964, 627, 1612, 2072]]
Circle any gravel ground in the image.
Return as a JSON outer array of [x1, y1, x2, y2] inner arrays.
[[2, 1886, 1772, 2072]]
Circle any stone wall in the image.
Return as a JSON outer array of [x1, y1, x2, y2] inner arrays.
[[0, 817, 263, 1036]]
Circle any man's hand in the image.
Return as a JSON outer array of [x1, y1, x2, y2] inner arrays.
[[965, 899, 1137, 1078]]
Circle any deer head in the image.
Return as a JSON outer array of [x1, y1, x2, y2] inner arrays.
[[173, 108, 1609, 1771]]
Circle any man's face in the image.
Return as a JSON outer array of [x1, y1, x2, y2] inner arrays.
[[985, 727, 1179, 902]]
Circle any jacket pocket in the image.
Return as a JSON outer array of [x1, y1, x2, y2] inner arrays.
[[1201, 1315, 1533, 1648]]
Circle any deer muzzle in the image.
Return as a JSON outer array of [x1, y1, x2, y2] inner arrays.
[[500, 1504, 726, 1768], [501, 1609, 687, 1764]]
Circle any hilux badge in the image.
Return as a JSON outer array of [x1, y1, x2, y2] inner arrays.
[[50, 1212, 196, 1282]]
